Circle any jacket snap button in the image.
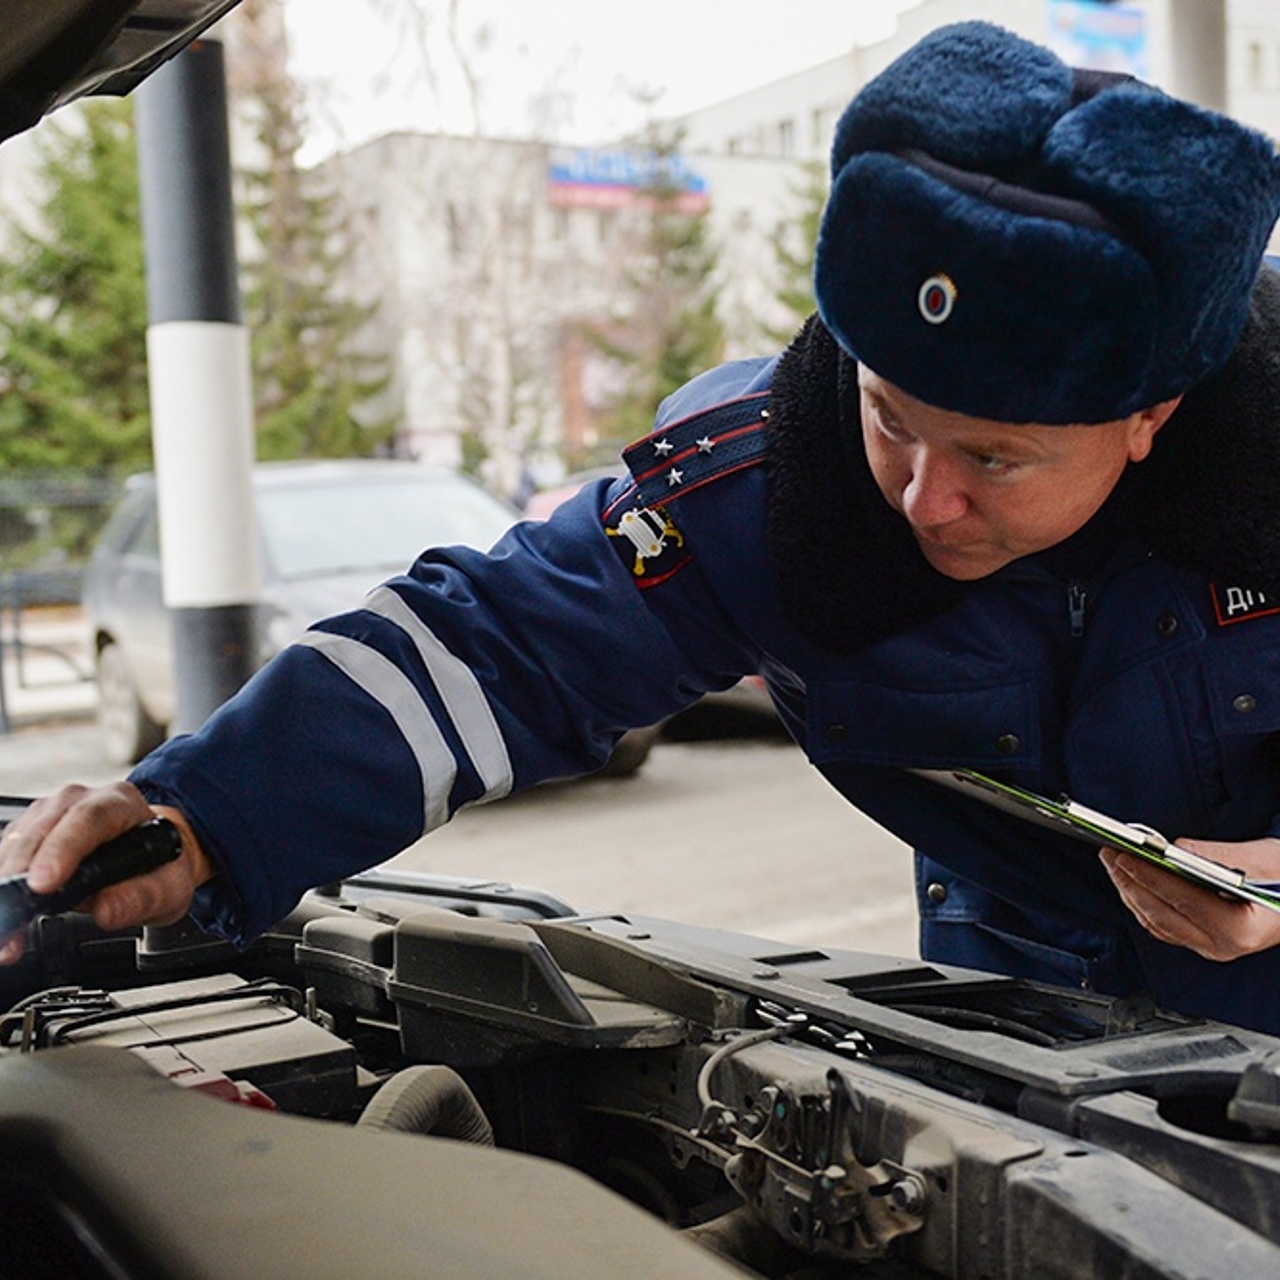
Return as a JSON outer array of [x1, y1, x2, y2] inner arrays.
[[995, 733, 1020, 755], [927, 882, 948, 905], [1233, 694, 1258, 715], [825, 723, 848, 743], [1156, 614, 1178, 637]]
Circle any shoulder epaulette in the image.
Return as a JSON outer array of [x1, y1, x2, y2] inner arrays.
[[621, 392, 771, 508]]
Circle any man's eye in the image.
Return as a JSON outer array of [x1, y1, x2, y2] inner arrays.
[[973, 453, 1018, 474]]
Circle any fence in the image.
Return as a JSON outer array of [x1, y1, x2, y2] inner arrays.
[[0, 473, 120, 733], [0, 568, 94, 735]]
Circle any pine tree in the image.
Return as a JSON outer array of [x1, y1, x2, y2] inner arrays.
[[0, 100, 152, 474], [763, 159, 827, 347], [587, 129, 725, 459], [0, 26, 397, 473], [236, 42, 396, 461]]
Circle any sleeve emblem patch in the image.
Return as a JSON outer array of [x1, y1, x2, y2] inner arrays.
[[605, 504, 689, 583]]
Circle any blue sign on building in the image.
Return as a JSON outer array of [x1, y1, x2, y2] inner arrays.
[[548, 147, 710, 213], [1046, 0, 1149, 79]]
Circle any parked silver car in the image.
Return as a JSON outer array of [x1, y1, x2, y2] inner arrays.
[[84, 459, 522, 765]]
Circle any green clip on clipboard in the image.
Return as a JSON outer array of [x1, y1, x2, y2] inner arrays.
[[911, 767, 1280, 914]]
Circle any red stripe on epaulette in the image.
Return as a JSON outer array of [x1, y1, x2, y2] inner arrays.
[[600, 481, 641, 523], [622, 395, 771, 509], [626, 422, 768, 490], [635, 390, 770, 440]]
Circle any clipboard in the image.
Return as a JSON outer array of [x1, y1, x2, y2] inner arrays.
[[911, 767, 1280, 914]]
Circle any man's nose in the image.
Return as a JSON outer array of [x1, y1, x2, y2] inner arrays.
[[900, 448, 969, 527]]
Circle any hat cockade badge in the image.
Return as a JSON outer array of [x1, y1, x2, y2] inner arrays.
[[918, 273, 957, 325]]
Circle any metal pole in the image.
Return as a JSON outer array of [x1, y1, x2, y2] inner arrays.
[[134, 37, 259, 738]]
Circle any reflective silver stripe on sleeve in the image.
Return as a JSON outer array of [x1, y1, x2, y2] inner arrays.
[[365, 585, 513, 801], [295, 631, 456, 832]]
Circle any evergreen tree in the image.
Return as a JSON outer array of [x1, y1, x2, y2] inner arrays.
[[237, 49, 396, 461], [0, 26, 396, 475], [587, 129, 725, 458], [0, 100, 152, 474], [763, 159, 827, 347]]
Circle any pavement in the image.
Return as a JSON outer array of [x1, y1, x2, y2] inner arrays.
[[0, 608, 920, 957], [0, 606, 124, 799]]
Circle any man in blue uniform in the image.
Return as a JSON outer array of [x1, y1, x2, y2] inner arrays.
[[7, 22, 1280, 1030]]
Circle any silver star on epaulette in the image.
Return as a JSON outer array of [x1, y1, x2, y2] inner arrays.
[[653, 438, 674, 456], [666, 467, 684, 487], [696, 436, 715, 454]]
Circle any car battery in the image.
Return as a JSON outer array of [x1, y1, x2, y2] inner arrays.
[[34, 972, 364, 1117]]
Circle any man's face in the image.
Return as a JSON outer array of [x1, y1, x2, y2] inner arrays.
[[858, 367, 1173, 580]]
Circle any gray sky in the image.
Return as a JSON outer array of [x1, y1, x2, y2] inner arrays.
[[282, 0, 920, 161]]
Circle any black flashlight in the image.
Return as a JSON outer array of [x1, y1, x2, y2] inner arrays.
[[0, 818, 183, 943]]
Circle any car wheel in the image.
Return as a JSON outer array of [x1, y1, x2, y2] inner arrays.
[[97, 640, 166, 765]]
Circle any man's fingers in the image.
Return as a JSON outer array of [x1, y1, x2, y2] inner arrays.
[[1100, 847, 1280, 961], [91, 872, 186, 930], [1105, 863, 1213, 949], [21, 783, 154, 894], [0, 783, 173, 964], [0, 783, 91, 876]]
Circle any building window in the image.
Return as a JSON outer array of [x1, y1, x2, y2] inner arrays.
[[446, 202, 465, 257], [1248, 39, 1265, 89], [811, 107, 827, 150], [777, 118, 796, 158]]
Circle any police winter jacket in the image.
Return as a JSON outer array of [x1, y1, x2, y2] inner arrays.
[[133, 268, 1280, 1035]]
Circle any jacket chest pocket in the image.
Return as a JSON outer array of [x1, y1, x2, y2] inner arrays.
[[1062, 632, 1280, 839], [1198, 642, 1280, 824], [805, 675, 1040, 770], [1204, 645, 1280, 739]]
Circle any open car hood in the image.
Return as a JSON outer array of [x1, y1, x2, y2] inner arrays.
[[0, 0, 242, 144]]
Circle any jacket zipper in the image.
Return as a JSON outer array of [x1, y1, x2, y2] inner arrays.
[[1068, 582, 1087, 638]]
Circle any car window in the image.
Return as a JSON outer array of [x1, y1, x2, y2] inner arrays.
[[88, 489, 149, 559], [118, 500, 161, 561], [257, 477, 517, 580], [130, 505, 161, 559]]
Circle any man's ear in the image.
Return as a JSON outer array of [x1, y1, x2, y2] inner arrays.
[[1127, 395, 1183, 463]]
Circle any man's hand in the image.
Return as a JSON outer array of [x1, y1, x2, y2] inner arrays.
[[0, 782, 213, 963], [1100, 836, 1280, 961]]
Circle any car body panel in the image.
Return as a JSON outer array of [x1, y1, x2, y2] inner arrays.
[[0, 0, 242, 145], [84, 460, 521, 758]]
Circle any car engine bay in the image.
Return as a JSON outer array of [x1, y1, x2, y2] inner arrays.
[[3, 820, 1280, 1280]]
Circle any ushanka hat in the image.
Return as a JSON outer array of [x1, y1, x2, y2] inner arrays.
[[814, 21, 1280, 424]]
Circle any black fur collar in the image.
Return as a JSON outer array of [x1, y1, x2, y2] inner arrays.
[[766, 268, 1280, 653]]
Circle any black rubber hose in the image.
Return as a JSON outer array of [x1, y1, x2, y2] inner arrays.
[[356, 1066, 495, 1146]]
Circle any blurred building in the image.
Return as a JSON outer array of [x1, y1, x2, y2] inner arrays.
[[1, 0, 1277, 491], [313, 0, 1280, 485], [675, 0, 1253, 165], [316, 133, 803, 485]]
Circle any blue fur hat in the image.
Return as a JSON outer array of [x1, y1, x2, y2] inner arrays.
[[814, 21, 1280, 423]]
